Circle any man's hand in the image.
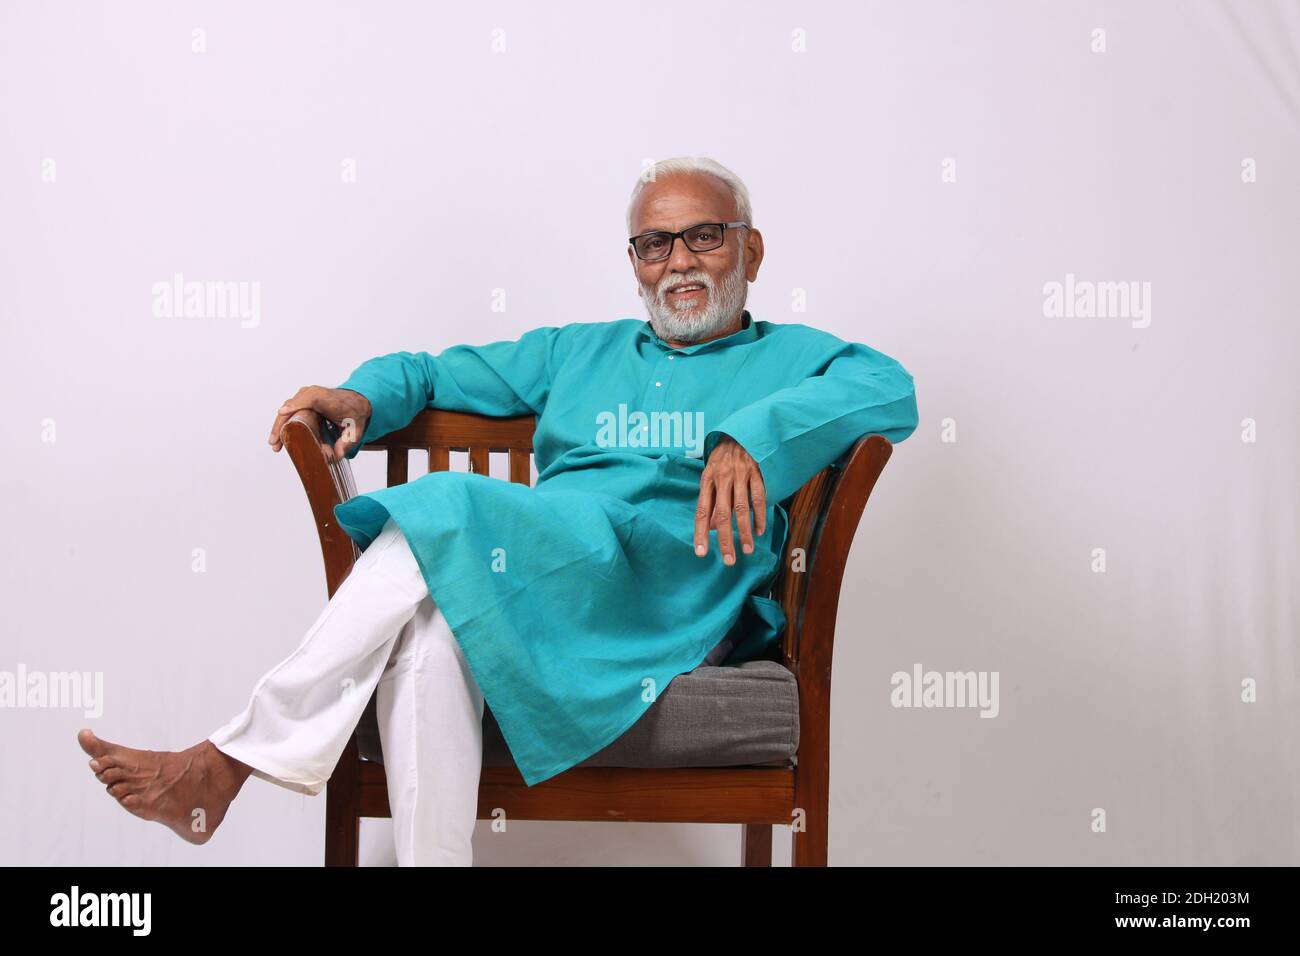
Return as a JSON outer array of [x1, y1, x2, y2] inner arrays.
[[695, 435, 767, 566], [267, 386, 373, 463]]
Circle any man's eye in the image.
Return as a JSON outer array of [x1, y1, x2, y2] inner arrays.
[[644, 237, 665, 248]]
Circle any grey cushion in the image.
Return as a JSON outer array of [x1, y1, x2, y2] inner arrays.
[[355, 659, 799, 772]]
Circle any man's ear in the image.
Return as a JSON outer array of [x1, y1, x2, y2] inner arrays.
[[627, 246, 641, 295], [744, 228, 765, 281]]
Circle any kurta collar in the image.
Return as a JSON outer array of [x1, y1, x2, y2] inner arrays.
[[639, 309, 759, 354]]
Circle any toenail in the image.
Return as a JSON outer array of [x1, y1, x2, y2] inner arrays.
[[89, 760, 101, 771]]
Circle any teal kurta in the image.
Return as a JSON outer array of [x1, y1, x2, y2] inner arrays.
[[331, 310, 918, 786]]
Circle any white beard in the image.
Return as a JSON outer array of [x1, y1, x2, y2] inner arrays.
[[639, 250, 749, 344]]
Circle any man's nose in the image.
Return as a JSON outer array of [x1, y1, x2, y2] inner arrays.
[[666, 236, 704, 272]]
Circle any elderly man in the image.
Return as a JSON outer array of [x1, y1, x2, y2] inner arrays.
[[78, 156, 919, 865]]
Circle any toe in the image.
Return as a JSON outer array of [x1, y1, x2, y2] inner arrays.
[[97, 767, 125, 785], [77, 729, 113, 758]]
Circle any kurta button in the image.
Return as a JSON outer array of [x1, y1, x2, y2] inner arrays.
[[655, 381, 662, 387], [668, 355, 675, 360]]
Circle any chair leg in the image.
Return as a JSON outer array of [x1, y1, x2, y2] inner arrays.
[[792, 754, 830, 866], [324, 734, 362, 867], [741, 824, 772, 866], [791, 804, 828, 866]]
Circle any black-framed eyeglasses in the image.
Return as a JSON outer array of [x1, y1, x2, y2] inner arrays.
[[628, 221, 750, 261]]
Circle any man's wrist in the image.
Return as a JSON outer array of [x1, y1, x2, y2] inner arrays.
[[338, 387, 372, 418]]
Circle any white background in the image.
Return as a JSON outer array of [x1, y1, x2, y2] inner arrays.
[[1, 0, 1295, 865]]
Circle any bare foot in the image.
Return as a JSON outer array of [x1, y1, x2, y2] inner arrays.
[[78, 729, 253, 845]]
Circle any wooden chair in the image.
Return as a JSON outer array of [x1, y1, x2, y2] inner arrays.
[[279, 407, 894, 866]]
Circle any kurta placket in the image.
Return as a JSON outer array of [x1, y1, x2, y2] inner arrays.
[[330, 311, 918, 786]]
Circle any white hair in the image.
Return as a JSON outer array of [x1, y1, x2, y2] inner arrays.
[[626, 156, 753, 235]]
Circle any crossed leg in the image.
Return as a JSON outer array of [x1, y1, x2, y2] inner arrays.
[[78, 518, 486, 864]]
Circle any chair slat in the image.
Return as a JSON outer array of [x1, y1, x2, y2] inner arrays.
[[508, 448, 530, 485], [469, 446, 489, 476], [428, 446, 449, 473], [386, 448, 408, 488]]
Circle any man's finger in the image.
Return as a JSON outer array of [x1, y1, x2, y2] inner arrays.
[[267, 391, 318, 450], [694, 475, 715, 557], [267, 401, 304, 448], [331, 432, 356, 463], [750, 470, 767, 537], [712, 473, 736, 565], [734, 469, 755, 555]]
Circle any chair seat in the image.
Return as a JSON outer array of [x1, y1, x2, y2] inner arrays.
[[355, 660, 799, 772]]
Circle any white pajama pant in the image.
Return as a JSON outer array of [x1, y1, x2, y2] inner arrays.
[[206, 518, 485, 866]]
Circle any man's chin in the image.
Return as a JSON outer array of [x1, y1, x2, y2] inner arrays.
[[648, 303, 731, 341], [662, 297, 708, 316], [656, 324, 713, 344]]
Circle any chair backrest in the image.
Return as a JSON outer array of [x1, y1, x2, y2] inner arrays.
[[282, 408, 893, 673]]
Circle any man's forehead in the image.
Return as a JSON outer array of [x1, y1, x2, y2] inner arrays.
[[631, 174, 736, 231]]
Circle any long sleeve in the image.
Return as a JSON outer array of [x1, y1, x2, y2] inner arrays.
[[702, 340, 919, 504], [333, 324, 562, 459]]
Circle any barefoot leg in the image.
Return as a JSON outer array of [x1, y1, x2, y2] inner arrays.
[[205, 519, 429, 796], [80, 519, 430, 845]]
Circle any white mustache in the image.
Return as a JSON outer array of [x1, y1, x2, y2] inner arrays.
[[660, 277, 711, 297], [660, 278, 712, 300]]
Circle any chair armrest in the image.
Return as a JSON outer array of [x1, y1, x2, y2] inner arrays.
[[777, 433, 894, 669], [280, 411, 363, 597]]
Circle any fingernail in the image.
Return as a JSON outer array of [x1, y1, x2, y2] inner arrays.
[[724, 554, 734, 565], [695, 545, 706, 556]]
